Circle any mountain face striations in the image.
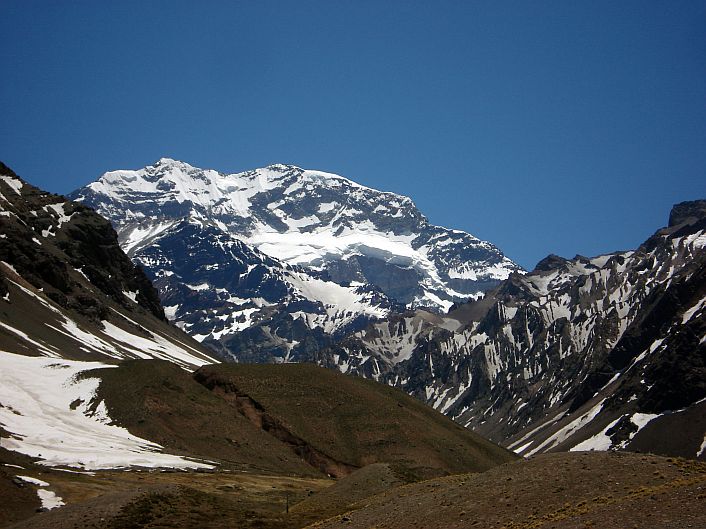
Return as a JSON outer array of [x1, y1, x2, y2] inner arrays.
[[67, 158, 705, 460], [314, 201, 706, 460], [70, 158, 520, 362]]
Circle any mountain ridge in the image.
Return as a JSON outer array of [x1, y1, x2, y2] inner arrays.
[[69, 158, 521, 362], [313, 200, 706, 460], [70, 158, 521, 307]]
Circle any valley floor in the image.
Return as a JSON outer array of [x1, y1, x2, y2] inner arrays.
[[3, 451, 705, 529], [1, 456, 331, 529]]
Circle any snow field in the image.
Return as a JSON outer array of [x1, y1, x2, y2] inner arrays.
[[0, 351, 214, 470]]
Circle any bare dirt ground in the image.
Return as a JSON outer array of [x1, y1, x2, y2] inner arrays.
[[2, 467, 332, 529], [4, 452, 705, 529], [308, 452, 706, 529], [291, 463, 404, 520]]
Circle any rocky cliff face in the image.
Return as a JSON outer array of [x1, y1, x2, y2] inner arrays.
[[0, 163, 164, 322], [131, 217, 396, 362], [69, 158, 520, 361], [315, 201, 706, 459], [0, 162, 214, 367]]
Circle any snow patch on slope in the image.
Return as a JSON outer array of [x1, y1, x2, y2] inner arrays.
[[15, 475, 64, 510], [0, 351, 214, 470], [0, 175, 23, 195]]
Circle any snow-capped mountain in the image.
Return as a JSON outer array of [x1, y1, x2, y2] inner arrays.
[[69, 158, 520, 361], [0, 159, 514, 494], [315, 201, 706, 460], [131, 217, 395, 362], [71, 159, 519, 307]]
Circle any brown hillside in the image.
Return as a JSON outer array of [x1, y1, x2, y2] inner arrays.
[[90, 361, 515, 481], [309, 451, 706, 529], [88, 360, 321, 477], [193, 363, 517, 480]]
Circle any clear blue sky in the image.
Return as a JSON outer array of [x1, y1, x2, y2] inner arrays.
[[2, 1, 705, 269]]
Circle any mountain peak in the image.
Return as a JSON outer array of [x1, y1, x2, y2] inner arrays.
[[532, 253, 569, 273], [70, 160, 522, 318], [668, 199, 706, 228], [150, 157, 198, 170], [155, 156, 180, 165], [265, 162, 301, 172]]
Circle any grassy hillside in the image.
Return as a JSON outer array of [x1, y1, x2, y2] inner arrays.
[[290, 463, 404, 520], [0, 360, 523, 528], [89, 360, 516, 481], [193, 363, 517, 480], [89, 360, 321, 476]]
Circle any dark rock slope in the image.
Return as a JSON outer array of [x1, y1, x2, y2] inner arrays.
[[316, 201, 706, 459], [0, 161, 214, 366], [0, 162, 163, 322]]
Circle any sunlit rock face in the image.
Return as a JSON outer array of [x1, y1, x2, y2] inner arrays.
[[71, 158, 520, 361]]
